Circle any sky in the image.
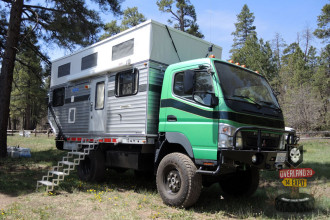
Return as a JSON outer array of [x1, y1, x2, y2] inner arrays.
[[49, 0, 328, 61]]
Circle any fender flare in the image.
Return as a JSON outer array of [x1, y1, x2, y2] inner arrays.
[[155, 132, 194, 163], [165, 132, 194, 158]]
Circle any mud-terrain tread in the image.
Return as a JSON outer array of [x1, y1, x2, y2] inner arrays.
[[156, 153, 202, 208]]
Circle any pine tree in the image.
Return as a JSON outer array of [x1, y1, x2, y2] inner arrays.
[[0, 0, 123, 158], [10, 33, 48, 130], [100, 7, 146, 40], [314, 4, 330, 43], [230, 4, 256, 54], [231, 35, 277, 82], [156, 0, 204, 38]]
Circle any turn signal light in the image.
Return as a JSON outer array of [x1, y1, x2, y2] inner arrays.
[[235, 62, 240, 65], [255, 71, 259, 74], [241, 64, 246, 68], [228, 60, 234, 63], [209, 54, 215, 58]]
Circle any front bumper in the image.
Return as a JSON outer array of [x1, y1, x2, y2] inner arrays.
[[221, 149, 287, 170]]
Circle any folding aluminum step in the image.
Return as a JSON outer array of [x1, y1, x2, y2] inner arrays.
[[49, 171, 67, 176], [36, 140, 100, 192], [37, 180, 55, 186], [59, 161, 75, 166]]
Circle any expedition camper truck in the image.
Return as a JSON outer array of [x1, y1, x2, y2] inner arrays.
[[40, 20, 295, 208]]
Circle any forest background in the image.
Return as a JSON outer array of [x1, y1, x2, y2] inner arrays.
[[0, 0, 329, 157]]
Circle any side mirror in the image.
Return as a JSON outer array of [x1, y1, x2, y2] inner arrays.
[[193, 92, 219, 108], [183, 70, 195, 94]]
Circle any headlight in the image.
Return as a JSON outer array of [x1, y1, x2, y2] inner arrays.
[[218, 123, 243, 149]]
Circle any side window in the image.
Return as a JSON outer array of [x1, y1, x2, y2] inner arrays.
[[115, 69, 139, 97], [58, 63, 70, 78], [95, 82, 105, 110], [173, 72, 192, 99], [195, 71, 214, 93], [81, 52, 98, 70], [52, 87, 65, 107], [112, 39, 134, 61], [173, 71, 214, 100]]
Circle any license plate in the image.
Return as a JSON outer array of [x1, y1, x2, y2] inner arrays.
[[275, 152, 287, 163]]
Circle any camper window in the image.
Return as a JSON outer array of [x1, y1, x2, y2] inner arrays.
[[112, 39, 134, 61], [58, 63, 70, 78], [52, 87, 65, 107], [95, 82, 105, 110], [81, 52, 98, 70], [115, 69, 139, 97]]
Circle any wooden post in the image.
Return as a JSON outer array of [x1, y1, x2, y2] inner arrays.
[[290, 165, 299, 199]]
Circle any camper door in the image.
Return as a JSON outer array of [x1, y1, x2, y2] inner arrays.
[[89, 77, 107, 133]]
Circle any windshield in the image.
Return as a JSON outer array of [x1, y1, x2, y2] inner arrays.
[[214, 61, 279, 108]]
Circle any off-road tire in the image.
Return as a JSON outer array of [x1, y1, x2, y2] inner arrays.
[[156, 153, 202, 208], [78, 150, 105, 182], [219, 166, 259, 197], [275, 193, 315, 212]]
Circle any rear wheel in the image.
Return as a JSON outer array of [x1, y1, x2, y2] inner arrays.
[[219, 166, 259, 197], [156, 153, 202, 208], [78, 150, 105, 182]]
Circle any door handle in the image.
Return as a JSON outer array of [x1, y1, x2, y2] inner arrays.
[[167, 115, 177, 122]]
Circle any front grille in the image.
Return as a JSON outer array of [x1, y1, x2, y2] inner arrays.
[[242, 131, 281, 149]]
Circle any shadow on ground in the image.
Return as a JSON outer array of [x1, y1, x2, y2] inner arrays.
[[0, 148, 329, 219]]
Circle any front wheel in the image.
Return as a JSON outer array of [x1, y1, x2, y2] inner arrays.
[[219, 166, 259, 198], [156, 153, 202, 208]]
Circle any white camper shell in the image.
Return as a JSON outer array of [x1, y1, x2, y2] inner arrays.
[[49, 20, 222, 150]]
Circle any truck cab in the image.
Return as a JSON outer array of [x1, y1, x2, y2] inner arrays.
[[155, 58, 290, 206]]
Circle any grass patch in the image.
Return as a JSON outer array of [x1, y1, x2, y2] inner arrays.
[[0, 136, 329, 219]]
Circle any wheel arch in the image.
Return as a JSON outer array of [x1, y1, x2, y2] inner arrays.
[[155, 132, 194, 171]]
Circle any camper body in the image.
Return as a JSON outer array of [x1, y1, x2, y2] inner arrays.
[[48, 20, 294, 207]]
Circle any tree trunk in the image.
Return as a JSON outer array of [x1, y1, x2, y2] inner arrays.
[[0, 0, 24, 158]]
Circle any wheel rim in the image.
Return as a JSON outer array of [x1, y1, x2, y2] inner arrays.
[[164, 169, 181, 194]]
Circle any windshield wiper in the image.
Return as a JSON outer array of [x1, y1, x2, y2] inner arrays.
[[259, 100, 282, 112], [230, 95, 262, 109]]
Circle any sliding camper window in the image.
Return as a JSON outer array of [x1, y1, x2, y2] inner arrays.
[[115, 69, 139, 97], [52, 87, 65, 107], [58, 63, 70, 78], [95, 81, 105, 110], [81, 52, 98, 70], [112, 39, 134, 61]]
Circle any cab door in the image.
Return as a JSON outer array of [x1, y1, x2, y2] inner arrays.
[[89, 77, 107, 133], [163, 68, 219, 160]]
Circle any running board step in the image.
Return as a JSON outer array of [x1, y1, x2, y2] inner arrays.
[[36, 140, 99, 192]]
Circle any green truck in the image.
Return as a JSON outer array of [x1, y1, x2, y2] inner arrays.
[[155, 57, 289, 207], [39, 20, 295, 208]]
